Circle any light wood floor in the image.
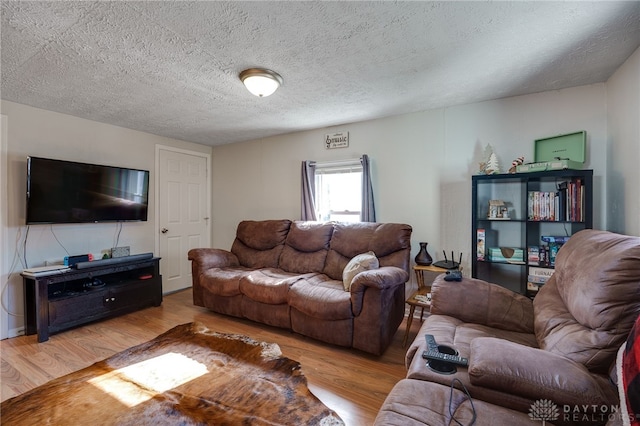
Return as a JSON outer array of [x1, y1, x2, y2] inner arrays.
[[1, 288, 426, 425]]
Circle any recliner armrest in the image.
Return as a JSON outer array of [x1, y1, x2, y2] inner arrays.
[[430, 275, 534, 333], [469, 337, 615, 407]]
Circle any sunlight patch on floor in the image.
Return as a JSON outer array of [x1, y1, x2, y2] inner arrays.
[[88, 352, 208, 407]]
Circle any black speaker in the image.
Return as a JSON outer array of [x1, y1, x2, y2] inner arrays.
[[75, 252, 153, 269]]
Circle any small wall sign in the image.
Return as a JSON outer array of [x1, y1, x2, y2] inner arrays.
[[325, 132, 349, 149]]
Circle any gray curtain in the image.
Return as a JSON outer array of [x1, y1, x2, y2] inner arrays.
[[361, 154, 376, 222], [301, 160, 317, 221]]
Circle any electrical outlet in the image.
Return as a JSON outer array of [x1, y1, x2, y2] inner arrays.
[[111, 246, 130, 258]]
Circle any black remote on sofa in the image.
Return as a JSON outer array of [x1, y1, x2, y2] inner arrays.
[[422, 350, 469, 366], [425, 334, 439, 352]]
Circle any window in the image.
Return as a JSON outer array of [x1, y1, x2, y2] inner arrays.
[[301, 155, 375, 222], [314, 161, 362, 222]]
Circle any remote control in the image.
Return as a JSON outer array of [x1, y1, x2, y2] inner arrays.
[[424, 334, 439, 352], [422, 350, 469, 366], [444, 270, 462, 282]]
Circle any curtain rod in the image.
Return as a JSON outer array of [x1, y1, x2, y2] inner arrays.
[[313, 157, 362, 168]]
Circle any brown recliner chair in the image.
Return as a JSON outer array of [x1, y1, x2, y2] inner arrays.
[[377, 229, 640, 425]]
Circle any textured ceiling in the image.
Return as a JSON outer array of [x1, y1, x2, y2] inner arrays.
[[2, 1, 639, 146]]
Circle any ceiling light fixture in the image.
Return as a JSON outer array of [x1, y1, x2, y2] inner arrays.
[[239, 68, 283, 97]]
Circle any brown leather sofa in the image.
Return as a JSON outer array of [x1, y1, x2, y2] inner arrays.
[[188, 219, 412, 355], [376, 229, 640, 425]]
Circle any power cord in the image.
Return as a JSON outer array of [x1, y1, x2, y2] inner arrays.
[[449, 378, 476, 426], [2, 226, 28, 317], [113, 221, 123, 251], [49, 224, 70, 257], [22, 225, 29, 267]]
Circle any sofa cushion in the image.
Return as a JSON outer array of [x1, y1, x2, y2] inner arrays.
[[288, 274, 353, 320], [342, 251, 379, 291], [534, 230, 640, 373], [231, 220, 291, 268], [200, 267, 253, 297], [239, 269, 318, 305], [278, 221, 333, 274], [323, 223, 412, 280]]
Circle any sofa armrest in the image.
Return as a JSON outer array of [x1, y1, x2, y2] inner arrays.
[[430, 275, 534, 333], [350, 266, 409, 292], [188, 248, 241, 307], [469, 337, 614, 407], [187, 248, 240, 271], [349, 266, 408, 318]]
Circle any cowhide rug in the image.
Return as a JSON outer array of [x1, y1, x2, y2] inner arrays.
[[1, 322, 344, 425]]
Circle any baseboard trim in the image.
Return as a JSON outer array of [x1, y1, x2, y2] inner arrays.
[[7, 326, 25, 339]]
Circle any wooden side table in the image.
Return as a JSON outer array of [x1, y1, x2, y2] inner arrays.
[[403, 264, 447, 347]]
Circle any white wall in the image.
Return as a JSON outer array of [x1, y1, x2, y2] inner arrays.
[[212, 84, 609, 273], [0, 100, 212, 337], [606, 47, 640, 236]]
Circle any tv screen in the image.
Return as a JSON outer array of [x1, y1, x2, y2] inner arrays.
[[26, 156, 150, 224]]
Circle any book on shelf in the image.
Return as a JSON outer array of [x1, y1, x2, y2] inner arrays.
[[527, 281, 545, 293], [549, 244, 561, 266], [477, 229, 486, 260], [527, 246, 540, 265], [541, 235, 571, 244], [527, 266, 555, 294], [535, 236, 570, 267], [529, 266, 555, 278], [527, 276, 548, 293], [537, 244, 567, 267], [528, 191, 557, 221], [528, 178, 585, 222], [527, 274, 549, 284]]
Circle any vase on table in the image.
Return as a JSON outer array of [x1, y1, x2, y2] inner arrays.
[[415, 242, 433, 266]]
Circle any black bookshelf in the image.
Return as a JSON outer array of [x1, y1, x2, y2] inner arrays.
[[472, 169, 593, 296]]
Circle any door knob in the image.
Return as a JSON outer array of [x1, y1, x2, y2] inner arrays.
[[161, 228, 168, 234]]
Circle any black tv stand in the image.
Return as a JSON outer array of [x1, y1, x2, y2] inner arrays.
[[22, 257, 162, 342]]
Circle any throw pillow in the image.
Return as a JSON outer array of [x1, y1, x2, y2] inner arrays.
[[342, 251, 379, 291]]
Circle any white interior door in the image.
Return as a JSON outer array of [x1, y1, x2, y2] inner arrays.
[[157, 147, 210, 294]]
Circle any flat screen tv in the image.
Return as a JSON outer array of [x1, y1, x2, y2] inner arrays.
[[26, 156, 150, 224]]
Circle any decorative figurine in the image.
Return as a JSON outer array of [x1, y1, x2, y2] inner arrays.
[[509, 156, 525, 173], [478, 144, 500, 175]]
